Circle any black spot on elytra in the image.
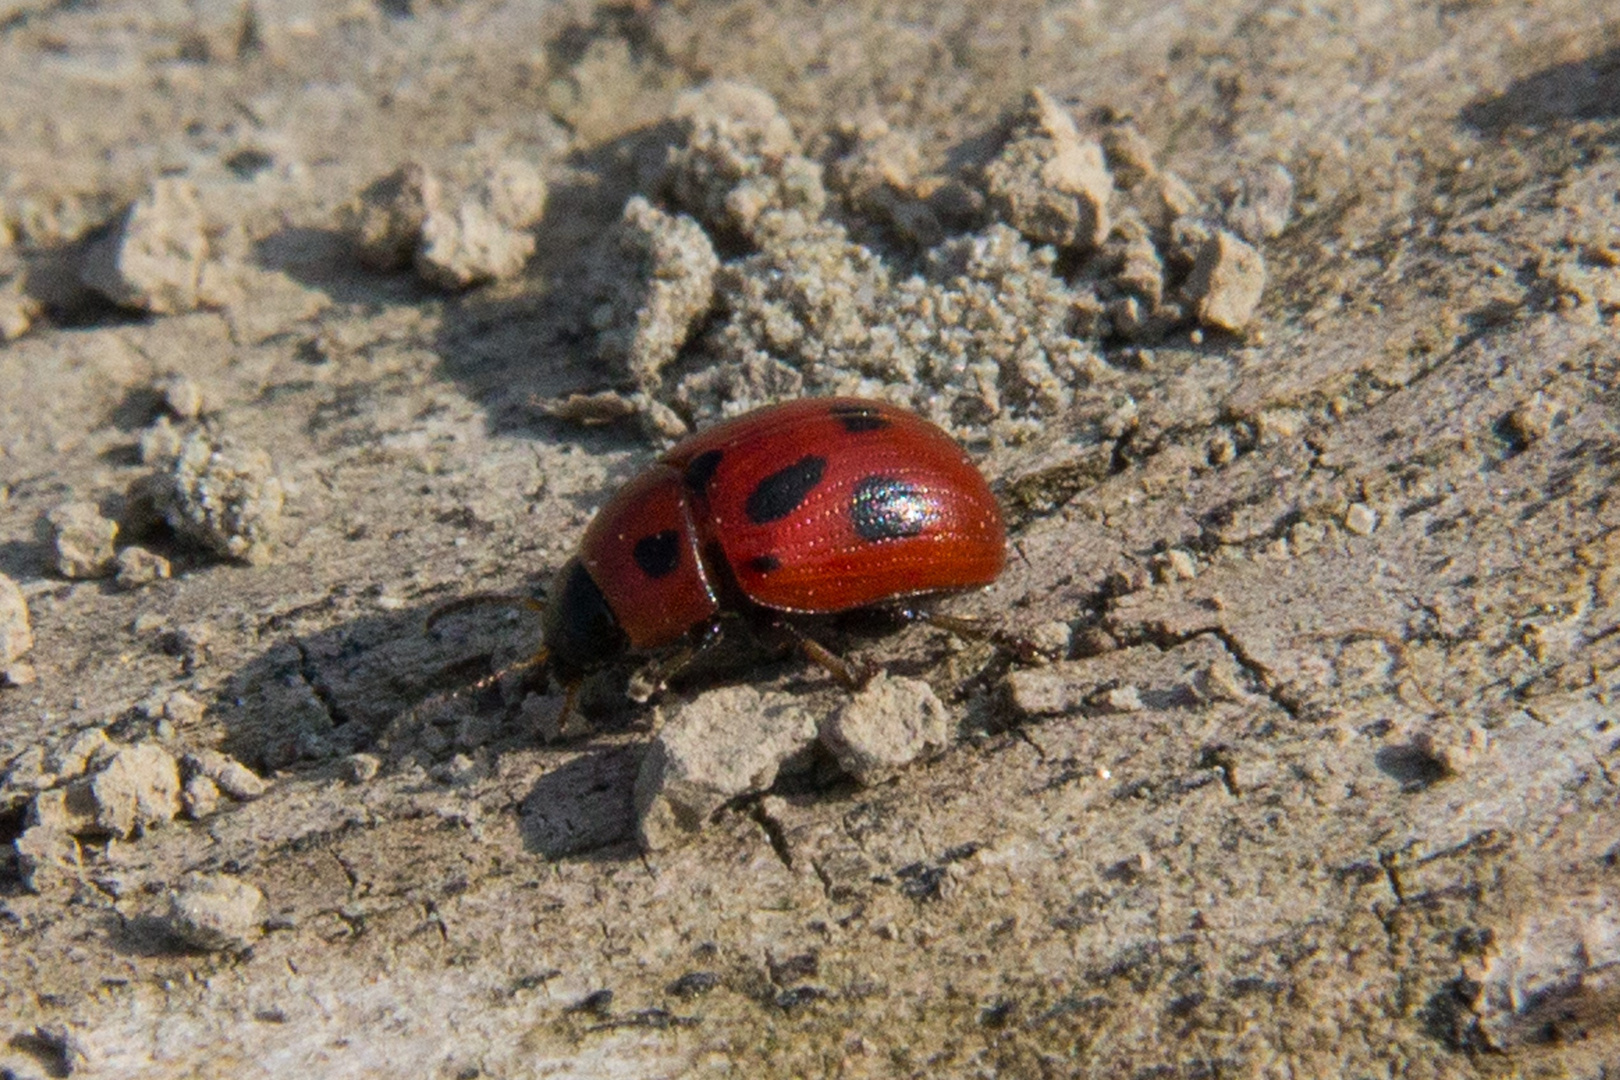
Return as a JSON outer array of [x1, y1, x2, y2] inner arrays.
[[684, 449, 723, 495], [748, 554, 781, 574], [632, 530, 681, 579], [745, 455, 826, 524], [829, 401, 890, 433], [851, 475, 932, 542]]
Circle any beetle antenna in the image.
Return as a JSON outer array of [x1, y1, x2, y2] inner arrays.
[[454, 646, 551, 696], [426, 593, 552, 701], [426, 591, 546, 631]]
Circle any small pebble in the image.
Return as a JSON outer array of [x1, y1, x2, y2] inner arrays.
[[182, 774, 221, 819], [115, 545, 172, 589], [88, 742, 181, 838], [1154, 548, 1198, 582], [1344, 503, 1378, 537], [634, 685, 817, 851], [159, 431, 284, 564], [1184, 229, 1266, 332], [79, 178, 209, 314], [156, 373, 204, 419], [1028, 620, 1073, 658], [47, 501, 119, 579], [0, 571, 33, 667], [164, 873, 266, 952], [162, 690, 205, 726], [819, 674, 950, 787], [1097, 685, 1144, 713]]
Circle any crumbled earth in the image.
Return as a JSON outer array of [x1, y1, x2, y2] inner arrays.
[[2, 1, 1620, 1078]]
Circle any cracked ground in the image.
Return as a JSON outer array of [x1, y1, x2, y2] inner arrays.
[[2, 0, 1620, 1077]]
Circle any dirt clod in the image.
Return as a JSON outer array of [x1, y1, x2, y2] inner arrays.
[[0, 571, 32, 668], [983, 88, 1113, 252], [46, 501, 119, 579], [114, 545, 172, 589], [181, 748, 268, 801], [164, 873, 266, 952], [86, 742, 182, 839], [590, 196, 718, 391], [634, 685, 817, 850], [157, 431, 285, 564], [1183, 228, 1267, 332], [819, 674, 951, 786], [665, 80, 827, 244]]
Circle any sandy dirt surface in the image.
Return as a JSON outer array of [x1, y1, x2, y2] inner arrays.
[[2, 1, 1619, 1077]]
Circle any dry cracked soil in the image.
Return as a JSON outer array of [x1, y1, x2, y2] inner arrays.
[[2, 1, 1619, 1077]]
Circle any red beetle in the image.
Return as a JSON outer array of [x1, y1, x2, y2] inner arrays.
[[440, 397, 1007, 691], [541, 396, 1006, 685]]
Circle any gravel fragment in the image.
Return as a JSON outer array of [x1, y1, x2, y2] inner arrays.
[[0, 571, 32, 668], [158, 431, 284, 563], [46, 501, 119, 579], [1153, 548, 1198, 582], [664, 81, 827, 244], [181, 773, 220, 819], [87, 743, 182, 838], [1344, 503, 1379, 536], [14, 822, 82, 893], [634, 685, 817, 851], [1143, 171, 1202, 234], [182, 748, 268, 800], [343, 753, 381, 784], [161, 690, 205, 726], [590, 196, 719, 389], [1184, 228, 1267, 332], [1501, 395, 1558, 447], [345, 157, 546, 288], [1100, 121, 1159, 191], [1028, 620, 1073, 658], [1097, 684, 1144, 713], [79, 178, 209, 314], [983, 88, 1113, 252], [819, 674, 951, 786], [164, 873, 266, 952], [415, 197, 536, 289], [46, 727, 111, 779], [114, 545, 172, 589], [156, 373, 205, 420]]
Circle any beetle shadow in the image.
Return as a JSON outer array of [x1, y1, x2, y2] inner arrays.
[[1459, 44, 1620, 132], [208, 593, 654, 861], [518, 745, 644, 859]]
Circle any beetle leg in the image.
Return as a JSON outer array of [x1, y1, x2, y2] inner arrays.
[[778, 621, 874, 691], [627, 622, 726, 703], [426, 593, 552, 697], [899, 608, 1058, 665]]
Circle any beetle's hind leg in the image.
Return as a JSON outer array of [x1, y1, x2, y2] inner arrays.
[[776, 620, 876, 691], [898, 608, 1059, 665]]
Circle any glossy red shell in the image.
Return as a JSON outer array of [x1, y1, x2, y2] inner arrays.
[[578, 397, 1006, 651]]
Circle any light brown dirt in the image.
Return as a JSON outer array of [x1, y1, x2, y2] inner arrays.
[[2, 1, 1619, 1077]]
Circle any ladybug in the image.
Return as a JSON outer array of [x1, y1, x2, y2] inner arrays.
[[538, 397, 1007, 687]]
